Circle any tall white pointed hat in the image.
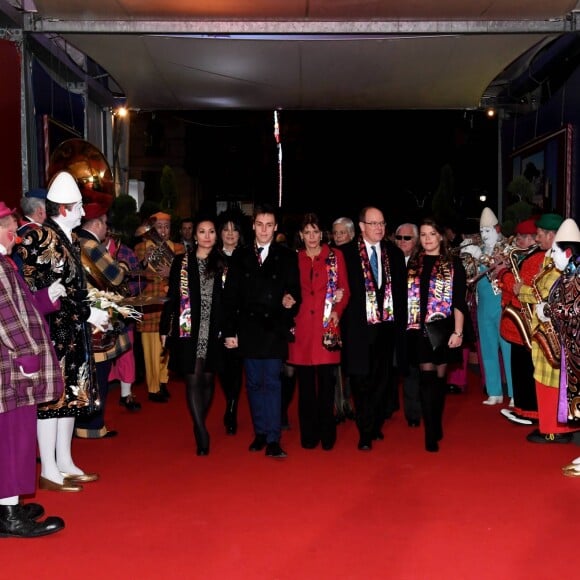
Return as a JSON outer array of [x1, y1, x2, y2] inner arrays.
[[46, 171, 82, 204], [479, 207, 498, 228], [554, 218, 580, 243]]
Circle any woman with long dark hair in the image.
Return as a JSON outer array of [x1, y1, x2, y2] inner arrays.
[[406, 218, 468, 452], [160, 215, 225, 455], [216, 210, 245, 435]]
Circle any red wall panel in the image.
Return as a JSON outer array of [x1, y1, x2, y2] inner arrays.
[[0, 40, 22, 209]]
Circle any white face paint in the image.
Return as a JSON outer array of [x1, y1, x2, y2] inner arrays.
[[551, 242, 569, 272], [61, 201, 85, 230], [480, 226, 498, 249]]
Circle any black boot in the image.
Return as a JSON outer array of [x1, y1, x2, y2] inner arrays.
[[0, 505, 64, 538], [434, 376, 447, 442], [224, 398, 238, 435], [419, 370, 439, 452], [19, 503, 44, 520]]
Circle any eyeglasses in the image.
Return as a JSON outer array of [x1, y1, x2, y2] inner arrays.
[[363, 221, 386, 227], [395, 235, 413, 241]]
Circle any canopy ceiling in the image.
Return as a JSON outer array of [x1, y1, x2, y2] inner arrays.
[[8, 1, 580, 110]]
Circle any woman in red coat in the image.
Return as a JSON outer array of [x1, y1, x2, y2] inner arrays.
[[287, 213, 350, 450]]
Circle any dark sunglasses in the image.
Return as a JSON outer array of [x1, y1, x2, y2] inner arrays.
[[395, 235, 413, 241]]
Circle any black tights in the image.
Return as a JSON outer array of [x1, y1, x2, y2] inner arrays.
[[185, 359, 215, 451]]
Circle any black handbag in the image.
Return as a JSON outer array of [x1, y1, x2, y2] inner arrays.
[[424, 316, 454, 351]]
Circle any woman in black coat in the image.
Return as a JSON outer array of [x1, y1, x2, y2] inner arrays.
[[160, 215, 225, 456], [216, 210, 245, 435]]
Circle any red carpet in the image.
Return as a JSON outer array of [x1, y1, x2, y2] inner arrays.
[[8, 369, 579, 579]]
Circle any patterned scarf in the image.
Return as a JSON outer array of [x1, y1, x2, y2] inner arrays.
[[407, 253, 453, 329], [323, 249, 338, 327], [179, 251, 192, 337], [358, 238, 394, 324]]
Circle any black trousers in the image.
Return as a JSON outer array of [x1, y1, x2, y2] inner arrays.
[[218, 346, 244, 405], [349, 322, 396, 443], [510, 342, 537, 412], [402, 365, 421, 424], [296, 364, 336, 448]]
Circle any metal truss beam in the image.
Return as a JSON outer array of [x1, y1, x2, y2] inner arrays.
[[22, 16, 579, 36]]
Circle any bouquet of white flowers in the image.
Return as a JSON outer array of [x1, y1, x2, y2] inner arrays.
[[86, 288, 143, 321], [86, 289, 143, 352]]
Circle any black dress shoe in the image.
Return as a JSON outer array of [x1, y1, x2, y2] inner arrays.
[[321, 442, 335, 451], [372, 430, 384, 441], [0, 505, 65, 538], [425, 441, 439, 452], [447, 384, 463, 394], [119, 394, 142, 411], [160, 383, 171, 398], [100, 430, 118, 439], [408, 420, 421, 427], [248, 435, 267, 452], [74, 428, 118, 439], [148, 392, 168, 403], [357, 439, 372, 451], [265, 442, 287, 458], [196, 447, 209, 456], [526, 430, 573, 444], [19, 503, 45, 520]]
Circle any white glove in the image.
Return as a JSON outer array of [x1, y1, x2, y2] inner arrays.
[[460, 243, 482, 261], [48, 279, 67, 303], [535, 301, 550, 323], [88, 307, 110, 332]]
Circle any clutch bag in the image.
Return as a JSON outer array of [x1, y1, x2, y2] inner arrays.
[[424, 315, 453, 351]]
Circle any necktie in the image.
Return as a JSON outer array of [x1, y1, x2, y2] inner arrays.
[[370, 245, 379, 281], [256, 246, 263, 265]]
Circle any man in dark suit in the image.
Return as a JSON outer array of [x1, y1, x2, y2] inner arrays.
[[222, 203, 301, 458], [340, 206, 408, 450]]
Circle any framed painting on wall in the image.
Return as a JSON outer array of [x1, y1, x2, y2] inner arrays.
[[508, 124, 573, 217]]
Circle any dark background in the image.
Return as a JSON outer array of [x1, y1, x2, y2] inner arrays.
[[132, 108, 499, 237], [180, 109, 498, 228]]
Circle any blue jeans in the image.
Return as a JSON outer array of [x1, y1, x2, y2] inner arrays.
[[244, 358, 283, 444]]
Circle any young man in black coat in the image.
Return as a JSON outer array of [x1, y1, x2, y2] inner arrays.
[[222, 204, 301, 458], [340, 206, 408, 450]]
